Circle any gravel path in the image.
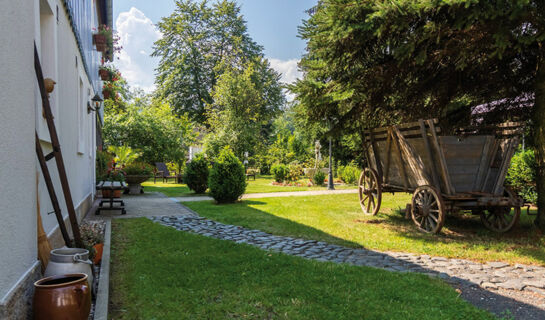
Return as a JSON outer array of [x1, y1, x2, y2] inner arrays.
[[151, 212, 545, 319], [172, 188, 358, 202]]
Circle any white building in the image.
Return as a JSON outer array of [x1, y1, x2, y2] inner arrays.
[[0, 0, 112, 317]]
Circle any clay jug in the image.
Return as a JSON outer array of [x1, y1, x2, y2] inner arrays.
[[33, 273, 91, 320]]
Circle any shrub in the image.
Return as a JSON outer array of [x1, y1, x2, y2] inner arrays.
[[123, 162, 153, 176], [286, 163, 304, 182], [506, 149, 537, 203], [338, 162, 360, 185], [313, 170, 326, 186], [209, 148, 246, 203], [184, 154, 209, 194], [271, 163, 289, 182]]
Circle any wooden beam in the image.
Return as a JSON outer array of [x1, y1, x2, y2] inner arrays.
[[472, 136, 494, 192], [427, 120, 454, 195], [368, 129, 383, 179], [35, 44, 83, 248], [391, 126, 409, 190], [419, 120, 440, 189], [383, 128, 392, 184], [392, 126, 432, 187], [493, 137, 519, 195]]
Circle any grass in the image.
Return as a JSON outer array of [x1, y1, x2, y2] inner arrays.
[[185, 193, 545, 265], [109, 218, 494, 319], [142, 175, 356, 197]]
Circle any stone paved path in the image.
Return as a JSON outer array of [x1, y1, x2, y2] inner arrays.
[[172, 188, 358, 202], [151, 215, 545, 296]]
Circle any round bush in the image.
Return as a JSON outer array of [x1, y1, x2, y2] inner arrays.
[[506, 149, 537, 203], [313, 170, 326, 186], [184, 154, 209, 193], [339, 162, 360, 185], [209, 148, 247, 203], [271, 163, 288, 182]]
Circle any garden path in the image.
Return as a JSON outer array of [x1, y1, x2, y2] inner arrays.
[[172, 188, 358, 202]]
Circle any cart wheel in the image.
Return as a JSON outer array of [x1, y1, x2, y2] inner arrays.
[[358, 168, 382, 215], [411, 186, 445, 234], [480, 188, 521, 233]]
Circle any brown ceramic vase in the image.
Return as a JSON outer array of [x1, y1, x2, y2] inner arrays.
[[33, 273, 91, 320]]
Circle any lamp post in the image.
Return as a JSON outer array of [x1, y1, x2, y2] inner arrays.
[[327, 119, 335, 190]]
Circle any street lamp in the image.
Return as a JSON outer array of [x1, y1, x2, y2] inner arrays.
[[327, 119, 335, 190]]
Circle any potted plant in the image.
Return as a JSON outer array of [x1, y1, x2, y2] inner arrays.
[[80, 222, 105, 265], [124, 162, 153, 194], [99, 66, 110, 81], [93, 25, 112, 53]]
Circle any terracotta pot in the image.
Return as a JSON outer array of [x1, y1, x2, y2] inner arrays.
[[103, 89, 111, 99], [93, 34, 106, 52], [99, 69, 109, 81], [101, 189, 121, 198], [33, 273, 91, 320], [93, 243, 104, 265]]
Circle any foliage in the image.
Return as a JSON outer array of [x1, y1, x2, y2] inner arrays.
[[80, 221, 105, 259], [123, 162, 154, 176], [153, 0, 284, 124], [184, 154, 209, 194], [338, 162, 360, 185], [286, 163, 303, 182], [96, 150, 113, 181], [506, 149, 537, 203], [103, 101, 195, 167], [107, 145, 141, 167], [313, 170, 326, 186], [208, 147, 247, 203], [204, 60, 284, 160], [99, 65, 121, 82], [271, 163, 289, 183], [106, 169, 125, 182]]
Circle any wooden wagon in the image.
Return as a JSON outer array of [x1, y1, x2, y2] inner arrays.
[[358, 119, 524, 234]]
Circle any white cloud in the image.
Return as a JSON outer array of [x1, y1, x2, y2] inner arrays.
[[115, 7, 161, 93], [268, 58, 302, 101], [268, 58, 302, 84]]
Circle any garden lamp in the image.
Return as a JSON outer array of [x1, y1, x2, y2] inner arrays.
[[88, 93, 103, 113]]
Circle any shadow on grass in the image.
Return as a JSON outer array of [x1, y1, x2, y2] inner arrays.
[[381, 205, 545, 265], [186, 199, 362, 249]]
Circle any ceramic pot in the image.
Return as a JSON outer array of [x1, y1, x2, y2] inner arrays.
[[44, 248, 93, 290], [101, 189, 121, 198], [33, 273, 91, 320], [93, 243, 104, 265]]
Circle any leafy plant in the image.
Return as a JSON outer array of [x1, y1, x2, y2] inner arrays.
[[96, 150, 113, 181], [107, 169, 126, 182], [123, 162, 153, 176], [506, 149, 537, 203], [286, 163, 303, 182], [184, 154, 209, 194], [338, 162, 360, 185], [107, 145, 141, 167], [208, 147, 246, 203], [271, 163, 289, 183], [313, 170, 326, 186]]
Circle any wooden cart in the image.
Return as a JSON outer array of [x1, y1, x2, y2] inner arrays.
[[358, 119, 524, 234]]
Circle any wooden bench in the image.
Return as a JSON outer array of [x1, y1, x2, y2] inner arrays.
[[245, 168, 258, 181], [96, 181, 127, 215]]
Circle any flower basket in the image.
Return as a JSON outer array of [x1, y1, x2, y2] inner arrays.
[[93, 34, 106, 52], [102, 89, 111, 99], [99, 68, 109, 81]]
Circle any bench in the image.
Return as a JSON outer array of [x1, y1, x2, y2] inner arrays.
[[96, 181, 127, 215], [245, 168, 258, 180]]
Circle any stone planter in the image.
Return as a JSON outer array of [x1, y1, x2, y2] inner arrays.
[[125, 174, 150, 195]]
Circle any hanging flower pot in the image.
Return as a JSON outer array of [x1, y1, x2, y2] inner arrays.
[[99, 68, 109, 81], [93, 34, 106, 52], [102, 89, 111, 99]]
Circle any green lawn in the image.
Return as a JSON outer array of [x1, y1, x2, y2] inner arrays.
[[142, 175, 356, 197], [185, 193, 545, 265], [110, 218, 494, 319]]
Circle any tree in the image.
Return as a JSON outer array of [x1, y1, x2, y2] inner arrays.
[[292, 0, 545, 229], [153, 0, 263, 123], [103, 100, 195, 169], [204, 59, 284, 159]]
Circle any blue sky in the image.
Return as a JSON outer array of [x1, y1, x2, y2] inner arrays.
[[113, 0, 316, 92]]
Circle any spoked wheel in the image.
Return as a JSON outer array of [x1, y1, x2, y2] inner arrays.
[[411, 186, 446, 234], [480, 188, 521, 233], [358, 168, 382, 215]]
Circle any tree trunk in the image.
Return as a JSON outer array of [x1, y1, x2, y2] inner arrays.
[[534, 58, 545, 230]]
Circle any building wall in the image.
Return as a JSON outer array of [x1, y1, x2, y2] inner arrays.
[[0, 0, 39, 303], [0, 0, 105, 316]]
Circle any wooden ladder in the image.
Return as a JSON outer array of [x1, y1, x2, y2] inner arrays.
[[34, 44, 83, 248]]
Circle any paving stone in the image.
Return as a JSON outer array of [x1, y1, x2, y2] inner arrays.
[[488, 261, 510, 269]]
